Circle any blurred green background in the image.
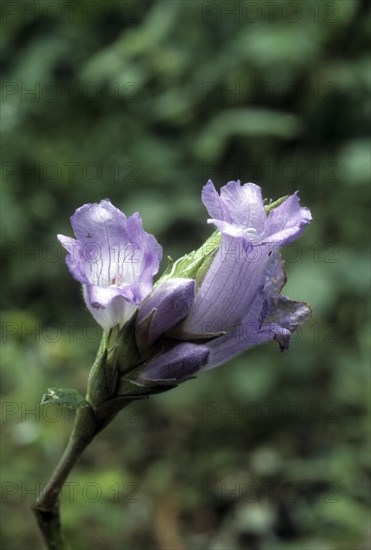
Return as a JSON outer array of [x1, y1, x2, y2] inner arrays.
[[1, 1, 370, 549]]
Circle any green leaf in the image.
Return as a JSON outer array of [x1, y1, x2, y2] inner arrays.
[[41, 388, 89, 410]]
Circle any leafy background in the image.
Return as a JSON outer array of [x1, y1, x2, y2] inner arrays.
[[1, 1, 370, 549]]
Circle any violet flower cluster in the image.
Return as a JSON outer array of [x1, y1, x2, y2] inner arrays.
[[58, 180, 312, 395]]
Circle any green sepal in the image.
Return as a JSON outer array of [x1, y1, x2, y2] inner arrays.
[[109, 313, 143, 375], [115, 355, 199, 398], [265, 195, 289, 213], [155, 230, 221, 288], [160, 255, 174, 278], [41, 388, 89, 410], [117, 376, 179, 398], [86, 332, 113, 407], [135, 308, 157, 353]]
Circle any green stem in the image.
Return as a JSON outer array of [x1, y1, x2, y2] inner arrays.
[[32, 406, 104, 550], [32, 327, 134, 549]]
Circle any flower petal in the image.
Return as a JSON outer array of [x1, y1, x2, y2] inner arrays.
[[203, 180, 267, 234], [57, 234, 89, 284], [262, 249, 287, 297], [124, 212, 163, 288], [58, 200, 163, 330], [264, 295, 312, 333], [69, 200, 128, 287], [263, 192, 312, 246], [219, 181, 266, 230], [202, 309, 286, 371], [177, 235, 271, 336], [200, 251, 311, 370], [201, 179, 231, 222], [68, 201, 162, 289], [202, 286, 268, 370], [206, 219, 247, 240], [83, 286, 137, 332]]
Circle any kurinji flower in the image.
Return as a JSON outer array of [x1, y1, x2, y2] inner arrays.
[[177, 180, 312, 336], [138, 180, 312, 382], [37, 181, 313, 549], [58, 200, 162, 331], [203, 248, 312, 370]]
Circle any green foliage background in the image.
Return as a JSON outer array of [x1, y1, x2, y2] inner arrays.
[[1, 1, 370, 548]]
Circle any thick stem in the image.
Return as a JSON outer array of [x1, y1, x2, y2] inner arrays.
[[32, 406, 100, 550]]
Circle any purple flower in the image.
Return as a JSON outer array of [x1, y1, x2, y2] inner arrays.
[[142, 180, 312, 381], [58, 200, 162, 331], [204, 249, 312, 370], [202, 179, 311, 246], [140, 342, 209, 382], [176, 180, 312, 337]]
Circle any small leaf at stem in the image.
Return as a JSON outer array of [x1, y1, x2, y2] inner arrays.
[[41, 388, 89, 410]]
